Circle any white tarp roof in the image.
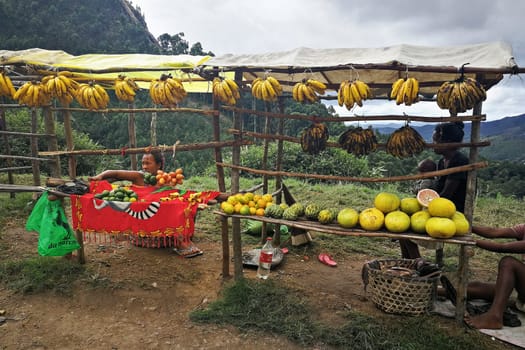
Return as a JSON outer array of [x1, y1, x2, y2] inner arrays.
[[204, 41, 518, 96]]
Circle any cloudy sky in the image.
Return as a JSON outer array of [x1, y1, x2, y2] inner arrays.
[[132, 0, 525, 121]]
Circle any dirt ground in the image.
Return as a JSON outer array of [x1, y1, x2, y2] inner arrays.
[[0, 220, 486, 350]]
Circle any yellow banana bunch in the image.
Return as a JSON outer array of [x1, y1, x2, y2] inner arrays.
[[338, 126, 378, 157], [292, 79, 326, 103], [213, 77, 241, 105], [13, 81, 52, 107], [300, 123, 329, 155], [42, 72, 79, 106], [385, 125, 426, 158], [0, 70, 16, 99], [337, 79, 372, 110], [390, 77, 420, 106], [75, 82, 110, 110], [114, 74, 139, 103], [149, 74, 187, 107], [251, 76, 282, 102], [436, 76, 486, 115]]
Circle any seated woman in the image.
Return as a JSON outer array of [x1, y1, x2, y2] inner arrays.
[[89, 152, 202, 257]]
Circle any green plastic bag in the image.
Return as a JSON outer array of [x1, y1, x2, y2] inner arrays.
[[26, 192, 81, 256]]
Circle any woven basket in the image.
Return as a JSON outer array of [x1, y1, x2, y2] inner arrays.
[[363, 259, 440, 316]]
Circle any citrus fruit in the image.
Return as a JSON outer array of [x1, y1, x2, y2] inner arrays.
[[255, 208, 265, 216], [239, 205, 251, 216], [384, 211, 411, 233], [359, 207, 385, 231], [452, 212, 470, 236], [374, 192, 401, 214], [400, 197, 421, 215], [222, 202, 235, 215], [410, 210, 431, 234], [337, 208, 359, 228], [427, 197, 456, 218], [425, 217, 456, 238], [416, 188, 439, 207]]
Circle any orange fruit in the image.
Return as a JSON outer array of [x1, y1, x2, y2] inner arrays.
[[175, 168, 183, 174], [417, 189, 439, 207], [222, 202, 234, 215], [249, 207, 257, 215], [255, 208, 265, 216]]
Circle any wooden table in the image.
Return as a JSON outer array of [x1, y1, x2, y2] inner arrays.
[[214, 211, 476, 323]]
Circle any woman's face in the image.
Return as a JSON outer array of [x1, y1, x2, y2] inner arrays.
[[142, 154, 161, 174], [432, 129, 444, 154]]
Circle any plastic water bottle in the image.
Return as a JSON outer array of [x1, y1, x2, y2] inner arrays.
[[256, 237, 273, 279]]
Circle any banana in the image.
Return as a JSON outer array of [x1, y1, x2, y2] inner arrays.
[[354, 80, 371, 100], [337, 81, 346, 107], [0, 72, 17, 98], [301, 83, 317, 103], [266, 76, 282, 96], [343, 81, 354, 110], [390, 78, 405, 99], [349, 82, 362, 107], [292, 82, 302, 102], [410, 77, 419, 103], [403, 78, 414, 106], [224, 78, 241, 99], [306, 79, 326, 95], [395, 80, 406, 105]]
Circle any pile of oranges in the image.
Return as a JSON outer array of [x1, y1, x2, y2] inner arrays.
[[220, 192, 274, 216], [156, 168, 184, 186]]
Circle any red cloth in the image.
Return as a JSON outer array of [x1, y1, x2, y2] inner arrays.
[[71, 181, 219, 245]]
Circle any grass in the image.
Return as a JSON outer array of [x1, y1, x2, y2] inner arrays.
[[0, 175, 522, 349]]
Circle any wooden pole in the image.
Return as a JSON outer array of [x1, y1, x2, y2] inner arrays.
[[261, 103, 271, 194], [231, 100, 243, 279], [273, 98, 285, 246], [128, 102, 138, 170], [62, 107, 76, 178], [42, 106, 61, 178], [0, 107, 15, 198], [30, 108, 40, 187]]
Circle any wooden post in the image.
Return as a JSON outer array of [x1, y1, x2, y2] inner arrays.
[[150, 111, 157, 146], [43, 106, 61, 178], [128, 102, 138, 170], [0, 108, 15, 198], [75, 229, 86, 264], [261, 103, 271, 194], [30, 108, 40, 186], [273, 98, 285, 246], [62, 108, 77, 178]]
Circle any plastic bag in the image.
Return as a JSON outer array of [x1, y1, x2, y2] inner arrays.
[[26, 192, 81, 256]]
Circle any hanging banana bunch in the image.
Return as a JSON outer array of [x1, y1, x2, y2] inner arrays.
[[385, 125, 426, 158], [13, 81, 52, 107], [436, 76, 486, 115], [251, 76, 282, 102], [300, 122, 329, 155], [338, 126, 378, 157], [390, 77, 420, 106], [213, 77, 241, 105], [292, 78, 326, 103], [75, 81, 110, 110], [114, 74, 140, 103], [0, 69, 17, 99], [42, 71, 79, 106], [149, 73, 187, 107], [337, 79, 372, 110]]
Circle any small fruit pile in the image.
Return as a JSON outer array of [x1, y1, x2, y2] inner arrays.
[[143, 168, 184, 186], [220, 192, 275, 216], [94, 185, 138, 202]]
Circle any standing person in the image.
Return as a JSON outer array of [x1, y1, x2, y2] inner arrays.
[[89, 152, 164, 186], [412, 158, 438, 194], [400, 122, 468, 259], [458, 223, 525, 329]]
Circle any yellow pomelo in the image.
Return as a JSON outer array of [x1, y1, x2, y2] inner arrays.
[[452, 212, 470, 236], [222, 202, 235, 215], [410, 210, 431, 234], [425, 217, 456, 239], [417, 188, 439, 207], [384, 211, 411, 233], [400, 197, 422, 215], [337, 208, 359, 228], [239, 205, 251, 216], [359, 207, 385, 231], [374, 192, 401, 214], [427, 197, 456, 218]]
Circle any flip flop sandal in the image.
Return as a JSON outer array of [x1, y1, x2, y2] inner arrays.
[[318, 253, 337, 267], [173, 245, 203, 258]]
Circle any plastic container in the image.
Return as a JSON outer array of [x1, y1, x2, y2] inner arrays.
[[256, 237, 273, 279]]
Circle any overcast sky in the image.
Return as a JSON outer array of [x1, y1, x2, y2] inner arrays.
[[132, 0, 525, 121]]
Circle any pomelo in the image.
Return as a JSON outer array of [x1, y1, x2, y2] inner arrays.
[[410, 210, 431, 234], [400, 197, 422, 215], [426, 217, 456, 238], [337, 208, 359, 228], [384, 211, 411, 233], [359, 207, 385, 231], [428, 197, 456, 218], [417, 189, 439, 207], [452, 211, 470, 236], [374, 192, 401, 214]]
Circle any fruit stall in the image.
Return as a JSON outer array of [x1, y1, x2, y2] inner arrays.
[[0, 42, 523, 322]]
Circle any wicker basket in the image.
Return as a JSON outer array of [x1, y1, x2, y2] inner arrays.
[[363, 259, 440, 316]]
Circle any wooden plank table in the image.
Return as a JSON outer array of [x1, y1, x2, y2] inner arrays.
[[214, 211, 476, 323]]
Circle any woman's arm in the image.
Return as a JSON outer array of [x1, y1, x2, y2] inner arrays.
[[89, 170, 145, 186], [476, 239, 525, 254], [472, 225, 520, 240]]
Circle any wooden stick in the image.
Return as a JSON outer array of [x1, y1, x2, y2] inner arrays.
[[50, 106, 220, 115], [38, 140, 253, 156], [216, 161, 488, 183]]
